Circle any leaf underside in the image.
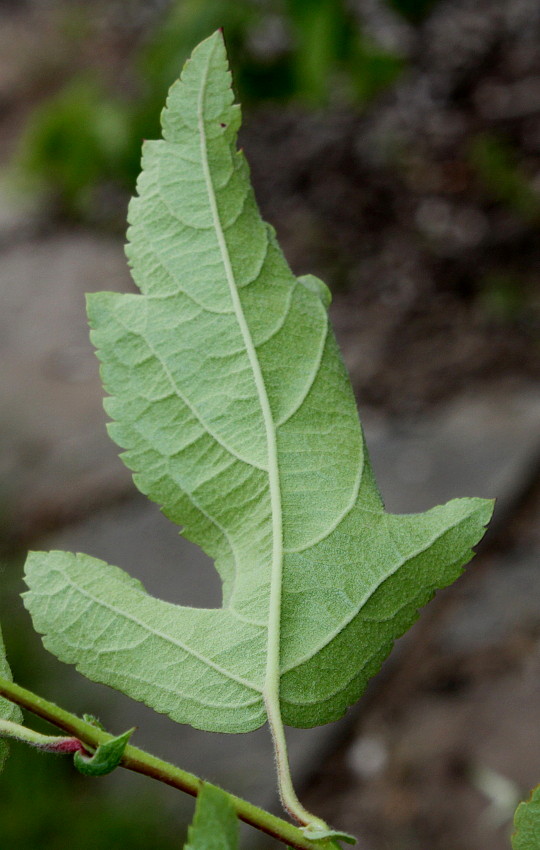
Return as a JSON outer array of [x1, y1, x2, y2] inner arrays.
[[0, 625, 23, 771], [512, 785, 540, 850], [23, 32, 493, 734]]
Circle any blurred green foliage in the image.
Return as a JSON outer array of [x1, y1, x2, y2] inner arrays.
[[19, 79, 130, 218], [477, 271, 529, 322], [469, 134, 540, 320], [347, 35, 404, 103], [16, 0, 408, 219], [1, 744, 182, 850], [469, 133, 540, 224]]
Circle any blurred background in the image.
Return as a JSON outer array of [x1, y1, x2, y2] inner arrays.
[[0, 1, 539, 848]]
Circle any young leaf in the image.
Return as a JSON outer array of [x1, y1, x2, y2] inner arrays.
[[0, 625, 23, 771], [23, 31, 493, 825], [512, 785, 540, 850], [73, 727, 134, 776], [184, 785, 239, 850]]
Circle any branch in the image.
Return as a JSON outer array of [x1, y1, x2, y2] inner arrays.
[[0, 675, 340, 850]]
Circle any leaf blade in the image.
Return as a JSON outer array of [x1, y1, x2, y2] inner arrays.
[[184, 785, 239, 850], [279, 497, 493, 725], [23, 31, 493, 740], [512, 785, 540, 850], [24, 550, 265, 733]]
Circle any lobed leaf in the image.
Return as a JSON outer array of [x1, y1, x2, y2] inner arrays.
[[23, 32, 493, 736]]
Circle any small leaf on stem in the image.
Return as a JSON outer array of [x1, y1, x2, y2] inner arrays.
[[74, 728, 134, 777], [184, 784, 239, 850]]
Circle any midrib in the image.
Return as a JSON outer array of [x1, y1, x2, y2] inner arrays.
[[197, 64, 284, 710]]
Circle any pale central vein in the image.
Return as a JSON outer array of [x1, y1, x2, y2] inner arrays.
[[196, 57, 284, 714]]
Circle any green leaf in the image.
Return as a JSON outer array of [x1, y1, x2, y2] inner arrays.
[[184, 785, 239, 850], [73, 728, 134, 777], [0, 625, 23, 771], [512, 785, 540, 850], [302, 824, 356, 844], [23, 32, 492, 741]]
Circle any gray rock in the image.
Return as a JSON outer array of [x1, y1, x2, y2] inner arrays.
[[438, 551, 540, 653], [363, 389, 540, 523], [0, 176, 43, 246], [0, 233, 134, 539]]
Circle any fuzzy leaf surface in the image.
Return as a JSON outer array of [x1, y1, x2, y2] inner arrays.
[[184, 785, 239, 850], [513, 785, 540, 850], [23, 32, 493, 734], [0, 625, 23, 771]]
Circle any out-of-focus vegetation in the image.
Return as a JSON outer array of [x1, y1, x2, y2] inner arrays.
[[387, 0, 439, 23], [19, 79, 130, 216], [16, 0, 409, 219], [477, 271, 532, 324], [2, 746, 182, 850], [8, 0, 539, 392], [469, 133, 540, 225]]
